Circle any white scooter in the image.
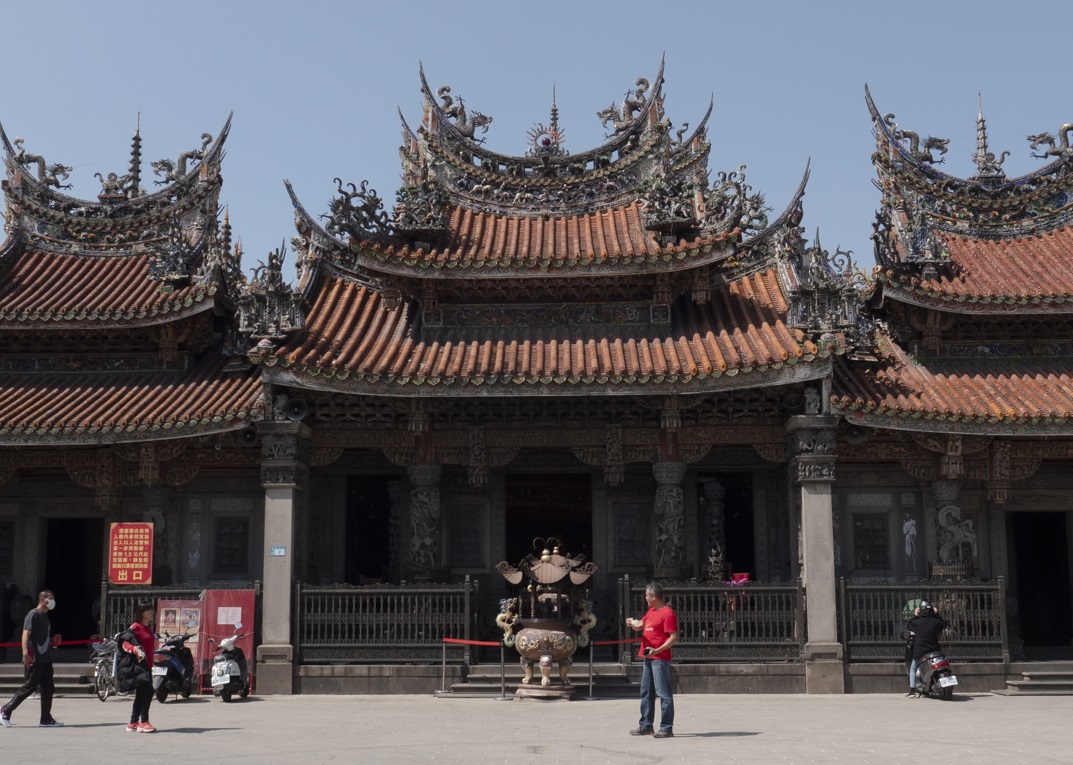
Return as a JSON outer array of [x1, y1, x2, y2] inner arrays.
[[208, 623, 250, 702]]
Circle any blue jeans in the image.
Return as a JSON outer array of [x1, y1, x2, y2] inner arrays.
[[908, 658, 919, 690], [639, 658, 674, 731]]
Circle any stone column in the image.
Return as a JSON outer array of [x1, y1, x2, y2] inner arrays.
[[653, 462, 686, 578], [702, 479, 727, 581], [407, 464, 442, 580], [787, 415, 843, 693], [256, 421, 311, 695], [142, 487, 173, 585]]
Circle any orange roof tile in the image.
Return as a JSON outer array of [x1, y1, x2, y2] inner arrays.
[[0, 249, 216, 326], [257, 267, 830, 392], [0, 355, 263, 443], [881, 226, 1073, 309], [358, 201, 735, 274], [832, 332, 1073, 430]]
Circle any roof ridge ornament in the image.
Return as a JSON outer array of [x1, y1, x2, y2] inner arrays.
[[1027, 123, 1073, 160], [882, 113, 949, 165], [11, 137, 72, 190], [436, 85, 493, 142], [970, 95, 1008, 183], [597, 76, 650, 137], [526, 87, 568, 158], [151, 132, 212, 186]]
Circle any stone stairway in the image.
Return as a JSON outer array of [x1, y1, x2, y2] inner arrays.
[[436, 662, 638, 699], [0, 663, 97, 697], [993, 670, 1073, 696]]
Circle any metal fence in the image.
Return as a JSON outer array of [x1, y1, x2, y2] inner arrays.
[[619, 576, 805, 662], [839, 578, 1007, 662], [294, 577, 477, 664], [99, 578, 258, 641]]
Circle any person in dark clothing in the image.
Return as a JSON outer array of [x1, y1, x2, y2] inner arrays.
[[1, 590, 64, 727], [123, 602, 157, 733], [906, 600, 947, 696]]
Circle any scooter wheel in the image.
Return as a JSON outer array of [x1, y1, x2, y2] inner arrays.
[[220, 689, 232, 703], [155, 686, 168, 703], [941, 686, 953, 700]]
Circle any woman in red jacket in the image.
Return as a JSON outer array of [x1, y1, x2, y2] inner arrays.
[[121, 603, 157, 733]]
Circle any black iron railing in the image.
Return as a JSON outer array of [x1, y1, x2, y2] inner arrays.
[[839, 578, 1007, 662], [620, 576, 805, 662], [294, 577, 477, 664]]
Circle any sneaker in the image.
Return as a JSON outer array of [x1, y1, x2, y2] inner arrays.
[[1, 714, 10, 728], [905, 690, 918, 698], [137, 721, 156, 733], [654, 729, 674, 738], [39, 720, 64, 728], [126, 722, 139, 732], [629, 726, 654, 736]]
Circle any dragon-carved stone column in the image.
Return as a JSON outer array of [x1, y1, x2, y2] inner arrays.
[[787, 414, 843, 693], [256, 421, 311, 695], [652, 462, 686, 578], [408, 464, 442, 580]]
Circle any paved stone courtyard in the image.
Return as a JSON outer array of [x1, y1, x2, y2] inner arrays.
[[1, 692, 1069, 764]]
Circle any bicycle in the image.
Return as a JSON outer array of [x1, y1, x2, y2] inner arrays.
[[90, 636, 119, 702]]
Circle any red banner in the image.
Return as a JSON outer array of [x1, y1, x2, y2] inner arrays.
[[108, 522, 154, 585]]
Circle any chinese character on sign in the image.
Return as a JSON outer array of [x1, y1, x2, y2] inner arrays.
[[108, 522, 153, 585]]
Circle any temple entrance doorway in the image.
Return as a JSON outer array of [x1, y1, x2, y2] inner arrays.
[[44, 518, 103, 644], [1012, 511, 1073, 657], [505, 474, 593, 562], [700, 472, 756, 579], [346, 475, 396, 584]]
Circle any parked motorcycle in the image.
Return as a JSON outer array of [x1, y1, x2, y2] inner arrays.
[[152, 623, 198, 702], [914, 649, 958, 699], [209, 624, 249, 702]]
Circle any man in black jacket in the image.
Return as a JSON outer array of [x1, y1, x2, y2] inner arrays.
[[906, 600, 947, 697]]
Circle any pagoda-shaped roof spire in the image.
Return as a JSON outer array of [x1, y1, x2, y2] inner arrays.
[[128, 113, 142, 198], [971, 94, 1008, 183]]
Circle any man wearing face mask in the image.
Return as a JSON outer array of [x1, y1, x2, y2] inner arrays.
[[1, 590, 64, 728]]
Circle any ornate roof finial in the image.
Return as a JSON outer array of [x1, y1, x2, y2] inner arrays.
[[222, 207, 232, 256], [971, 94, 1008, 183], [526, 87, 567, 158], [128, 113, 142, 198]]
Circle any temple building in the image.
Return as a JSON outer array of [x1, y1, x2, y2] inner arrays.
[[1, 62, 1071, 693]]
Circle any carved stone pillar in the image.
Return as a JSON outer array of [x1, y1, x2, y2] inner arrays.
[[652, 462, 686, 577], [142, 487, 173, 585], [931, 479, 975, 575], [407, 464, 442, 580], [256, 421, 311, 695], [787, 414, 843, 693], [701, 479, 727, 581]]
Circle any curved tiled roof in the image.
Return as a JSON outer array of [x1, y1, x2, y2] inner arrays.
[[359, 202, 736, 273], [0, 354, 263, 444], [832, 332, 1073, 433], [255, 266, 832, 394], [0, 249, 217, 327], [876, 227, 1073, 311]]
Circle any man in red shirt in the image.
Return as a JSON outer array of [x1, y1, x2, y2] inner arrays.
[[626, 582, 678, 738]]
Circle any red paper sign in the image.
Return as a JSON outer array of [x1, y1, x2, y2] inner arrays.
[[108, 522, 154, 585]]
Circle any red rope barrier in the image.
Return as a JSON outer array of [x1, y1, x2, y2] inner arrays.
[[593, 638, 642, 646], [441, 637, 502, 647], [0, 639, 97, 648]]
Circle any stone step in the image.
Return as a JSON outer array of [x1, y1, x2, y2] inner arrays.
[[0, 664, 97, 696], [994, 670, 1073, 696]]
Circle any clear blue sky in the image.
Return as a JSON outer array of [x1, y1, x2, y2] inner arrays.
[[2, 1, 1066, 282]]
